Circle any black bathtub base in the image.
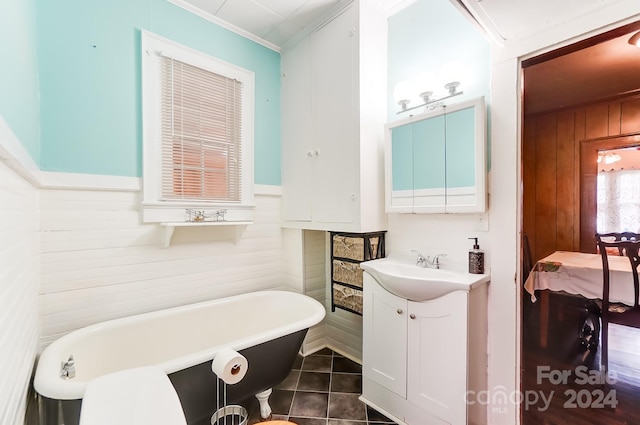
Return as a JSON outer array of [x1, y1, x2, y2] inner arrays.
[[170, 330, 307, 424], [43, 329, 307, 425]]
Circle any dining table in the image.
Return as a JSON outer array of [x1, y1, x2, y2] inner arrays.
[[524, 250, 635, 347]]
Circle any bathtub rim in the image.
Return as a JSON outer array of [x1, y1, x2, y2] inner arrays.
[[34, 290, 325, 400]]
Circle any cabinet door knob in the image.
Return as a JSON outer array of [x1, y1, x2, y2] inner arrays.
[[307, 151, 313, 157], [410, 314, 416, 319], [313, 149, 320, 156], [397, 309, 403, 315]]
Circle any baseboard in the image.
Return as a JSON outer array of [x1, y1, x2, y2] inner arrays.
[[326, 344, 362, 365]]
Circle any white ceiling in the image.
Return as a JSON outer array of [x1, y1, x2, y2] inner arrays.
[[173, 0, 640, 114], [457, 0, 626, 43], [455, 0, 640, 113], [176, 0, 412, 49]]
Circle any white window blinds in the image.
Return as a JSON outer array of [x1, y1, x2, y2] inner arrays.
[[159, 54, 243, 202]]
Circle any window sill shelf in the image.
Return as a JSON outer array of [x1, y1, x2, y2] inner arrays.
[[159, 221, 253, 247]]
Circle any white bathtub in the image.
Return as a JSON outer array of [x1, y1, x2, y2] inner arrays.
[[34, 290, 326, 424]]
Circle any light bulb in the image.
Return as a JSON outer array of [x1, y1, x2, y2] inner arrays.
[[439, 60, 464, 94], [414, 71, 437, 102], [393, 80, 414, 104]]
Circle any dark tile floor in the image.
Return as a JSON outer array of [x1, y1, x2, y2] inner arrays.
[[239, 348, 397, 425]]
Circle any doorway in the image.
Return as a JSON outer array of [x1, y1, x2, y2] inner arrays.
[[521, 22, 640, 424]]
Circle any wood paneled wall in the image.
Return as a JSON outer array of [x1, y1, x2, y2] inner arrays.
[[523, 95, 640, 263]]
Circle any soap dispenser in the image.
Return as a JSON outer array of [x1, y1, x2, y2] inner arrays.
[[468, 237, 484, 274]]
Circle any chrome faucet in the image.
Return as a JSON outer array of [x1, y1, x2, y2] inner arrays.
[[411, 250, 447, 269], [428, 253, 447, 269], [60, 355, 75, 379], [411, 249, 428, 267]]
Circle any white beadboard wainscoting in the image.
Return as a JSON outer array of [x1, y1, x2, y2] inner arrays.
[[0, 160, 40, 425], [325, 305, 364, 362], [287, 229, 363, 362], [301, 230, 328, 354], [38, 187, 304, 347]]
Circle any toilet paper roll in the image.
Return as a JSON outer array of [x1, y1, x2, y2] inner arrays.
[[211, 349, 248, 385]]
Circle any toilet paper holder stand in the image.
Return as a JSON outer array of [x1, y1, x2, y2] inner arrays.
[[211, 351, 248, 425]]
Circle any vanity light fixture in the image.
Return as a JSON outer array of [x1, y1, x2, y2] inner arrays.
[[394, 60, 465, 114], [628, 30, 640, 47]]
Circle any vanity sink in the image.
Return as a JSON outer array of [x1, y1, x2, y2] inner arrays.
[[360, 257, 489, 301]]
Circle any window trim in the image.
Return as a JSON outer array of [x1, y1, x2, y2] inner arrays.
[[141, 30, 255, 223]]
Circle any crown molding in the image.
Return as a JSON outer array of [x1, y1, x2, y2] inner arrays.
[[165, 0, 281, 52]]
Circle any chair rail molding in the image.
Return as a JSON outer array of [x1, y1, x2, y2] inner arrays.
[[0, 116, 40, 187]]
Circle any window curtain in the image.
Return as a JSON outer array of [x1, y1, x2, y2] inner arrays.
[[597, 169, 640, 233]]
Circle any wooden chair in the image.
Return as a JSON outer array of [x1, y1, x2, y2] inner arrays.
[[595, 232, 640, 372], [598, 231, 639, 256]]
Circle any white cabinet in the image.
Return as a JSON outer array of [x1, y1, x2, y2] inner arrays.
[[384, 98, 487, 214], [362, 279, 407, 397], [281, 1, 387, 232], [407, 291, 468, 425], [362, 273, 488, 425]]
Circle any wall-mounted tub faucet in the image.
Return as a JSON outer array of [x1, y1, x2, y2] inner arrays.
[[60, 355, 75, 379]]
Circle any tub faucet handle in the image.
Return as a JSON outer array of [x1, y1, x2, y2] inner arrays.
[[60, 355, 75, 379]]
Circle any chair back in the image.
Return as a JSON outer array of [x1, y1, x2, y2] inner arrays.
[[595, 232, 640, 310]]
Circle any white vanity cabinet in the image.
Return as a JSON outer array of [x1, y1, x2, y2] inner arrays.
[[362, 278, 408, 397], [362, 273, 488, 425], [280, 1, 387, 232]]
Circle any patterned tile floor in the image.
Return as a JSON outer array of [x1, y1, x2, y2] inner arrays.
[[240, 348, 397, 425]]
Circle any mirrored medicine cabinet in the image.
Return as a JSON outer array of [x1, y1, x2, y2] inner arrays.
[[384, 96, 487, 214]]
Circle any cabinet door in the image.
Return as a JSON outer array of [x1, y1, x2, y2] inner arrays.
[[407, 291, 468, 425], [412, 114, 446, 212], [281, 37, 313, 221], [444, 105, 483, 212], [363, 275, 407, 397], [310, 5, 358, 224]]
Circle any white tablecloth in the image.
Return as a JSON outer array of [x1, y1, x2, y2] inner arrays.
[[524, 251, 635, 305]]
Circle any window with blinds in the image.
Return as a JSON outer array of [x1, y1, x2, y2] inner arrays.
[[159, 55, 242, 202], [142, 31, 255, 224]]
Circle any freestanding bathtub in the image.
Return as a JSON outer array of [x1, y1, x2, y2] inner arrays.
[[34, 290, 326, 425]]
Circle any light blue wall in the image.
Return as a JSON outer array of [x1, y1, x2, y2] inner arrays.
[[36, 0, 281, 185], [0, 0, 41, 161], [388, 0, 491, 120]]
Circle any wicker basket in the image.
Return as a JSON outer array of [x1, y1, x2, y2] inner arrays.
[[332, 260, 363, 288], [369, 237, 380, 259], [333, 235, 365, 261], [333, 284, 363, 314], [332, 234, 383, 261]]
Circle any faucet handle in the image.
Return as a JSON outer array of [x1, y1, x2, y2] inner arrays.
[[410, 249, 426, 266], [432, 254, 447, 264]]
